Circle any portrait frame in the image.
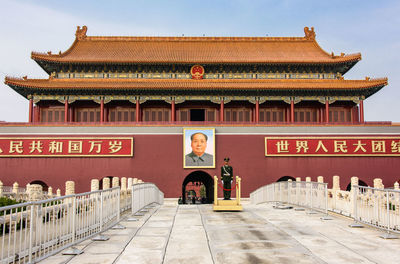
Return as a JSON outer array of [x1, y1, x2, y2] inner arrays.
[[183, 128, 215, 169]]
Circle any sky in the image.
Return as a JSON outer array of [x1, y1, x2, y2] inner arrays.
[[0, 0, 399, 122]]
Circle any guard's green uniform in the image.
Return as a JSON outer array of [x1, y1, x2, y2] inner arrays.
[[221, 165, 233, 200]]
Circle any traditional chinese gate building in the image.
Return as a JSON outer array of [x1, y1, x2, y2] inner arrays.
[[1, 26, 399, 198]]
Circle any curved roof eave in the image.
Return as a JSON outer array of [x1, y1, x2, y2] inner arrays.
[[4, 76, 387, 100]]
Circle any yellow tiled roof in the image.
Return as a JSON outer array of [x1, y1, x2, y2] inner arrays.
[[31, 26, 361, 65]]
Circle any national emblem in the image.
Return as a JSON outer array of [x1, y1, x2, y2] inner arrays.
[[190, 65, 205, 80]]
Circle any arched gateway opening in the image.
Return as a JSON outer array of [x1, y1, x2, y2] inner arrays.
[[182, 171, 214, 204], [30, 180, 49, 192], [277, 176, 296, 182], [346, 180, 368, 191]]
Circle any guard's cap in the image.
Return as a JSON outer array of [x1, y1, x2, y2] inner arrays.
[[224, 157, 230, 162]]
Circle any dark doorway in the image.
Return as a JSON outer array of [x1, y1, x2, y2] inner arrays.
[[277, 176, 296, 182], [346, 179, 368, 191], [190, 109, 205, 121], [182, 171, 214, 204]]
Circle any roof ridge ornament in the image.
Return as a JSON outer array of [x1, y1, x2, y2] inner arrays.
[[304, 27, 316, 40], [76, 26, 88, 40]]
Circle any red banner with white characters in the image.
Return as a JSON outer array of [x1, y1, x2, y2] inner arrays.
[[0, 137, 133, 157], [265, 137, 400, 156]]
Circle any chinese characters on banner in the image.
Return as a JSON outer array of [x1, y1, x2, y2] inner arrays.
[[265, 137, 400, 156], [0, 137, 133, 157]]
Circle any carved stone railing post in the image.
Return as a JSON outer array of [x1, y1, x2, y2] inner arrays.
[[25, 184, 30, 198], [12, 182, 19, 194], [133, 178, 138, 185], [112, 177, 120, 188], [331, 175, 340, 211], [350, 176, 359, 217], [394, 182, 400, 209], [48, 187, 53, 197], [373, 178, 384, 189], [103, 178, 110, 190], [56, 189, 61, 197], [28, 184, 43, 201], [91, 179, 99, 192], [0, 180, 3, 197], [65, 181, 75, 195], [350, 176, 359, 194], [317, 176, 324, 183], [332, 175, 340, 190], [127, 178, 133, 190], [121, 177, 127, 192], [373, 178, 385, 219], [120, 177, 128, 209], [295, 177, 301, 202]]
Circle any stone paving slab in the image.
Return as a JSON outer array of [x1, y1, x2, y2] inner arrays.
[[117, 249, 164, 264], [39, 201, 400, 264], [68, 253, 121, 264], [163, 205, 213, 264], [250, 203, 400, 264]]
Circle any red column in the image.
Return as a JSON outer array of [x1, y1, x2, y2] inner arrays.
[[29, 98, 33, 123], [220, 99, 224, 122], [136, 99, 140, 122], [36, 106, 40, 122], [33, 106, 37, 122], [64, 99, 68, 122], [359, 100, 364, 123], [290, 99, 294, 123], [255, 99, 259, 123], [171, 100, 175, 122], [100, 98, 104, 123], [325, 100, 329, 123]]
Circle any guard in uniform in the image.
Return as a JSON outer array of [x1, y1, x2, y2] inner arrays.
[[221, 157, 233, 200]]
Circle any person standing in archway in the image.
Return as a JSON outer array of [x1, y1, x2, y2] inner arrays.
[[221, 157, 233, 200]]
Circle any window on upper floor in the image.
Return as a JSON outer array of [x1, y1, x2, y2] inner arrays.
[[259, 107, 285, 122], [294, 108, 318, 122], [75, 108, 101, 122], [224, 108, 252, 122], [40, 107, 65, 122], [142, 108, 170, 122], [329, 108, 352, 123], [109, 107, 136, 122]]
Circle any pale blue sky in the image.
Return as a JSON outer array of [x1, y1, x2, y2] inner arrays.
[[0, 0, 399, 122]]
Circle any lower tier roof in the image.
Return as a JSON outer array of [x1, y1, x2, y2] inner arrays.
[[5, 77, 387, 99]]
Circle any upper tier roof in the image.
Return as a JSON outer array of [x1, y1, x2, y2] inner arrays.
[[31, 26, 361, 66]]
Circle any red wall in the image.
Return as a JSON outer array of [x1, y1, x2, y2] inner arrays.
[[1, 134, 400, 197]]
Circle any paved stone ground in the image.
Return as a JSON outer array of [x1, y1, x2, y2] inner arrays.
[[41, 200, 400, 264]]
